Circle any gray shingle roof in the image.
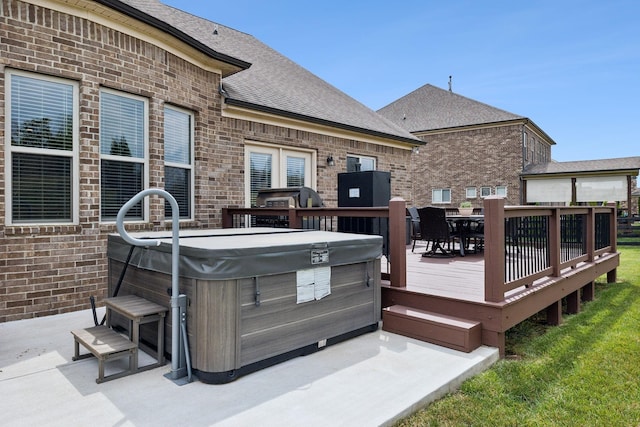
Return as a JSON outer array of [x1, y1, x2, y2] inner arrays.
[[377, 83, 525, 133], [522, 157, 640, 176], [115, 0, 420, 144]]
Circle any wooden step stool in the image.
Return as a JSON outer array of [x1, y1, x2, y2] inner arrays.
[[71, 325, 138, 383]]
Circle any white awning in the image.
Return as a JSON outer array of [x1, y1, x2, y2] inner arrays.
[[576, 176, 628, 202], [526, 178, 572, 203]]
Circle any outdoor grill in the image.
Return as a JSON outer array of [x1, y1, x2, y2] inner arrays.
[[254, 187, 324, 228], [255, 186, 324, 208]]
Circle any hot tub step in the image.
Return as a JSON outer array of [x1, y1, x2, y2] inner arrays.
[[71, 325, 138, 383], [382, 305, 481, 353]]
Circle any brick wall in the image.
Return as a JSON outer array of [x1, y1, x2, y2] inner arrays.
[[0, 1, 412, 321], [412, 125, 524, 208]]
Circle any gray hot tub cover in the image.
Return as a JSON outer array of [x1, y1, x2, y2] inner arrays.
[[107, 228, 382, 280]]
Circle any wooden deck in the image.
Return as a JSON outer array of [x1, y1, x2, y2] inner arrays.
[[381, 241, 619, 356]]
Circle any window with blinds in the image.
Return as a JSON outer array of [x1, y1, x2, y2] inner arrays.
[[250, 152, 272, 206], [7, 71, 77, 224], [100, 90, 147, 221], [164, 106, 193, 219]]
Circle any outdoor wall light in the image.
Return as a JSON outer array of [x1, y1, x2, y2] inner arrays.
[[412, 146, 420, 154], [326, 155, 335, 166]]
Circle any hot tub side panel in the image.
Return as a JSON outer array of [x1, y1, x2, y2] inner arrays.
[[237, 261, 381, 368], [109, 258, 381, 376]]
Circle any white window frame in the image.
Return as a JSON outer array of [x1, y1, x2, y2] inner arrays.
[[465, 187, 477, 199], [480, 186, 492, 198], [432, 188, 451, 204], [164, 105, 194, 220], [5, 69, 80, 225], [496, 185, 507, 198], [99, 88, 149, 223], [244, 142, 316, 207]]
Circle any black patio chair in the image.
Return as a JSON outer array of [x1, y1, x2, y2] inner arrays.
[[407, 206, 423, 252], [417, 207, 459, 257]]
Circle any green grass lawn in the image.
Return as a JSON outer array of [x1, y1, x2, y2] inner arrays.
[[395, 246, 640, 427]]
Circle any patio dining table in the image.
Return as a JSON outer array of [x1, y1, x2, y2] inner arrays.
[[446, 215, 484, 256]]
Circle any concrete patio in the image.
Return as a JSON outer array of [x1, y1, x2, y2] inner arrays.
[[1, 309, 498, 426]]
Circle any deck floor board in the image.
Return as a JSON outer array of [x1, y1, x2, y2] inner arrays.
[[384, 246, 486, 302]]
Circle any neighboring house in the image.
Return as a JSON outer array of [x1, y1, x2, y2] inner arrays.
[[378, 83, 555, 208], [522, 157, 640, 215], [0, 0, 421, 322]]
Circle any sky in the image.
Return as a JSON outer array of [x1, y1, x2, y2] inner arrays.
[[162, 0, 639, 163]]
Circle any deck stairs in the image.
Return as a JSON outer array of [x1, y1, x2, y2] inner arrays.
[[382, 305, 482, 353]]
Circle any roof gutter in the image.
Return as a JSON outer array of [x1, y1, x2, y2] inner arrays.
[[416, 118, 557, 146], [224, 98, 424, 146], [94, 0, 251, 73]]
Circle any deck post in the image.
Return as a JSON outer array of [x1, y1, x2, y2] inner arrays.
[[582, 281, 595, 302], [483, 330, 506, 357], [288, 208, 302, 229], [221, 208, 232, 228], [566, 290, 580, 314], [549, 208, 561, 277], [483, 197, 505, 302], [607, 202, 618, 283], [546, 300, 563, 326], [389, 197, 407, 288]]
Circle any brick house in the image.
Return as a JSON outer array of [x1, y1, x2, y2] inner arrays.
[[0, 0, 421, 322], [378, 83, 554, 208]]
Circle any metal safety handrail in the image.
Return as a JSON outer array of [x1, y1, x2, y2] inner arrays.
[[115, 188, 191, 382]]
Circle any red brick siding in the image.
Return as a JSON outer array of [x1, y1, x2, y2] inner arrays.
[[0, 0, 412, 321], [412, 125, 524, 208]]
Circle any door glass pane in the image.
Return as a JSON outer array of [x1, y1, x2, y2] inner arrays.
[[286, 156, 305, 187], [250, 152, 272, 206]]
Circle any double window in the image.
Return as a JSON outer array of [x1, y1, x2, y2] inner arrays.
[[98, 93, 194, 221], [432, 188, 451, 204], [6, 70, 78, 225]]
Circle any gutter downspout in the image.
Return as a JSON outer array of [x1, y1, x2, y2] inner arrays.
[[116, 188, 186, 380]]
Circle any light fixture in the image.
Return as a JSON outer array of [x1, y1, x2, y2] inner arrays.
[[412, 146, 420, 154], [326, 155, 335, 166]]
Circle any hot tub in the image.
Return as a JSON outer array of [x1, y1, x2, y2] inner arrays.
[[107, 228, 382, 383]]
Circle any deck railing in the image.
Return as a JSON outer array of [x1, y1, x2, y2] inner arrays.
[[221, 198, 407, 287], [222, 197, 617, 303], [484, 197, 617, 302]]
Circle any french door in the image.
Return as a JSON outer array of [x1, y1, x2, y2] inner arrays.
[[245, 144, 315, 207]]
